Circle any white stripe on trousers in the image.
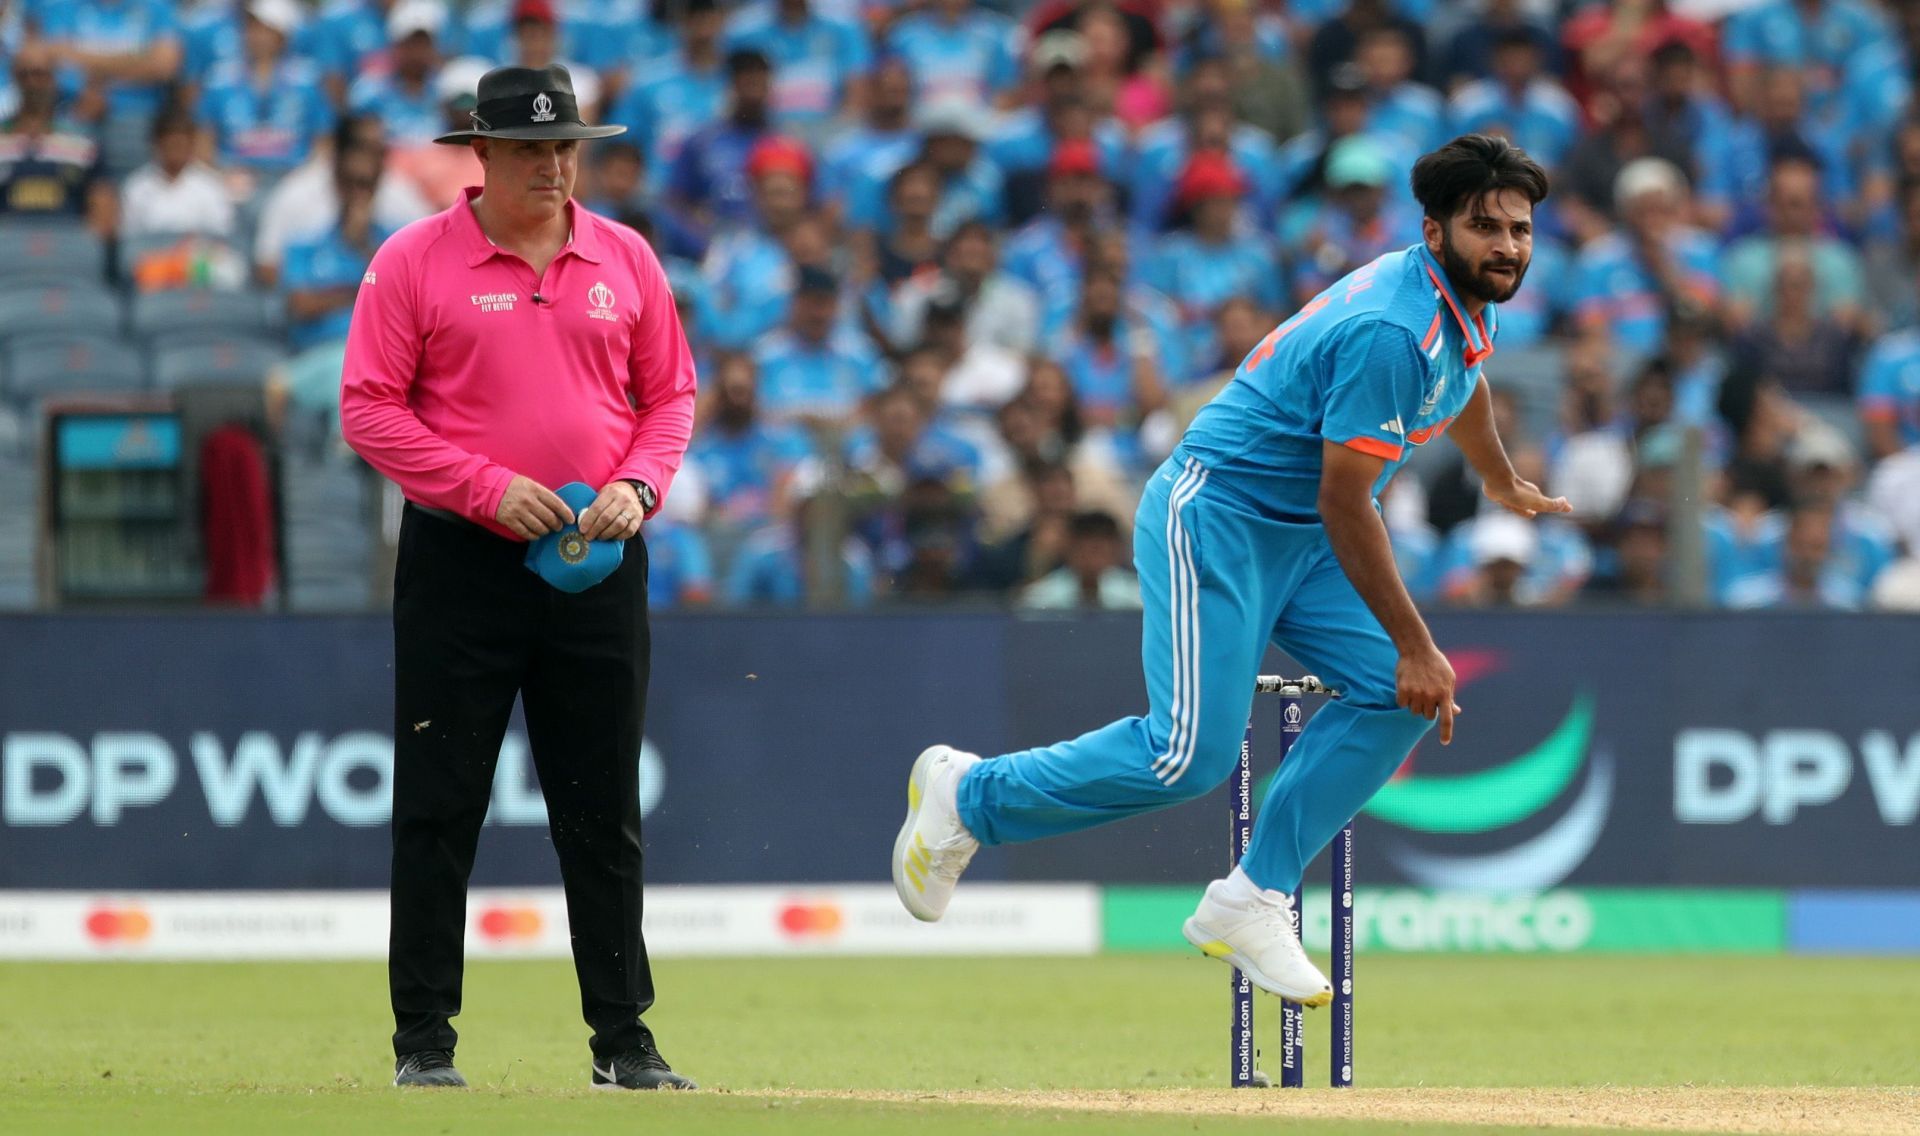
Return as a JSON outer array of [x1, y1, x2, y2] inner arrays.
[[1153, 459, 1209, 786]]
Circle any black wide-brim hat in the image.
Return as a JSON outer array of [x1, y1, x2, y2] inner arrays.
[[433, 64, 626, 144]]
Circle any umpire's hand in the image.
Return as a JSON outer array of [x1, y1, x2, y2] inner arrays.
[[577, 481, 645, 542], [496, 475, 575, 541]]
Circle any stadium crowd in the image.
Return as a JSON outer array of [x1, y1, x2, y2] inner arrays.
[[3, 0, 1920, 610]]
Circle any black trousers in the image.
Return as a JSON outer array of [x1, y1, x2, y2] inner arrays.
[[388, 504, 654, 1059]]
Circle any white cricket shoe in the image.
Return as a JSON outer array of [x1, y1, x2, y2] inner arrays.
[[891, 745, 983, 922], [1181, 872, 1333, 1006]]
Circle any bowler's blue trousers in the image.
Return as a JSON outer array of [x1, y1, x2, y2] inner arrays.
[[956, 454, 1435, 891]]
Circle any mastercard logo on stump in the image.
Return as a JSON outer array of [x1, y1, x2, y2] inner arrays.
[[777, 902, 844, 938], [476, 906, 543, 942], [85, 907, 153, 944]]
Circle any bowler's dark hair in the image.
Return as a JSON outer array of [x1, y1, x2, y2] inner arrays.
[[1410, 134, 1550, 222]]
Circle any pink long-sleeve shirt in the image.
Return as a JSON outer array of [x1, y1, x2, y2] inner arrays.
[[341, 188, 696, 540]]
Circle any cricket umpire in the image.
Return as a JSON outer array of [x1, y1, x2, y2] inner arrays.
[[340, 64, 697, 1091]]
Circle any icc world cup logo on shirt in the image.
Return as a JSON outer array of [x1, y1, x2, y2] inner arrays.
[[587, 282, 619, 322], [531, 92, 556, 122]]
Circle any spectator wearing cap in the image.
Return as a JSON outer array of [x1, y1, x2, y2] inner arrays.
[[33, 0, 182, 126], [196, 0, 334, 185], [121, 103, 236, 240], [886, 0, 1019, 110], [1285, 136, 1419, 306], [686, 352, 816, 543], [0, 41, 115, 238], [1002, 138, 1125, 336], [609, 0, 729, 199], [1570, 157, 1721, 360], [282, 144, 389, 351], [848, 95, 1003, 238], [1728, 241, 1862, 399], [1130, 59, 1279, 234], [985, 32, 1127, 194], [1708, 67, 1859, 234], [1450, 512, 1539, 608], [1437, 490, 1593, 608], [180, 0, 321, 89], [1721, 155, 1866, 332], [668, 47, 773, 237], [1557, 57, 1700, 246], [1144, 151, 1283, 380], [892, 218, 1041, 356], [1274, 62, 1421, 218], [1722, 0, 1886, 122], [722, 0, 872, 139], [1447, 28, 1579, 171], [817, 56, 918, 220], [346, 0, 448, 145], [1438, 0, 1559, 92], [1857, 291, 1920, 462], [253, 111, 434, 287], [1355, 27, 1447, 157], [751, 264, 883, 421], [497, 0, 602, 116], [701, 133, 810, 349], [387, 54, 491, 208]]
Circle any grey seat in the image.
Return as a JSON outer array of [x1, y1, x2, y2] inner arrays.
[[0, 222, 108, 285], [150, 334, 287, 389], [3, 334, 147, 402], [0, 283, 125, 342], [129, 289, 276, 341]]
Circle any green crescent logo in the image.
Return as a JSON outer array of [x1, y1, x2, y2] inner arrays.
[[1359, 691, 1595, 834]]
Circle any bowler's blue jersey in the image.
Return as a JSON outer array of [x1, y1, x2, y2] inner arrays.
[[1178, 244, 1491, 516]]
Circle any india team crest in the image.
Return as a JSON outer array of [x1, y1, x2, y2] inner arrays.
[[556, 530, 590, 565], [531, 92, 556, 123], [587, 281, 618, 321]]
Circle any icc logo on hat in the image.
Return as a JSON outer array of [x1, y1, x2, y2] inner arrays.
[[531, 92, 556, 122]]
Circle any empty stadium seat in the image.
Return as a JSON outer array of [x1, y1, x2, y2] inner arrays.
[[0, 283, 126, 343], [150, 334, 288, 389], [2, 334, 147, 402], [129, 289, 276, 341], [0, 222, 108, 285]]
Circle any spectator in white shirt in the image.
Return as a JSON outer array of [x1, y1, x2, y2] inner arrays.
[[121, 104, 235, 238], [252, 111, 431, 287]]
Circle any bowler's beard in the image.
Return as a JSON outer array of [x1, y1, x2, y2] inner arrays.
[[1439, 228, 1528, 304]]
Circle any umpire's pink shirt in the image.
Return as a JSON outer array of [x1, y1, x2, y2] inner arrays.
[[341, 187, 696, 540]]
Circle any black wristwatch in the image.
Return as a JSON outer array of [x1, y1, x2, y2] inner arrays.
[[626, 479, 657, 514]]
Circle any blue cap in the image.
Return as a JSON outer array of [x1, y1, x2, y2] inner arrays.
[[523, 481, 624, 593]]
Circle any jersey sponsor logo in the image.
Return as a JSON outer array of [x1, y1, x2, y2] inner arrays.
[[471, 292, 518, 313], [362, 271, 376, 286]]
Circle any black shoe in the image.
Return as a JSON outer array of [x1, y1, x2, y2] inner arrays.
[[591, 1039, 697, 1091], [393, 1049, 467, 1088]]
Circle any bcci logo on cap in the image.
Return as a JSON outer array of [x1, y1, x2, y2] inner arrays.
[[587, 281, 618, 322], [557, 531, 589, 565], [531, 92, 556, 123]]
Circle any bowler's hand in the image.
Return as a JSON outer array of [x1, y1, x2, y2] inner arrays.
[[496, 475, 574, 541], [577, 481, 644, 542], [1484, 475, 1571, 519], [1398, 645, 1461, 745]]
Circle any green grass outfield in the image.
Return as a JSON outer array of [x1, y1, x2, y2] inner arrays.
[[1, 954, 1916, 1135]]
